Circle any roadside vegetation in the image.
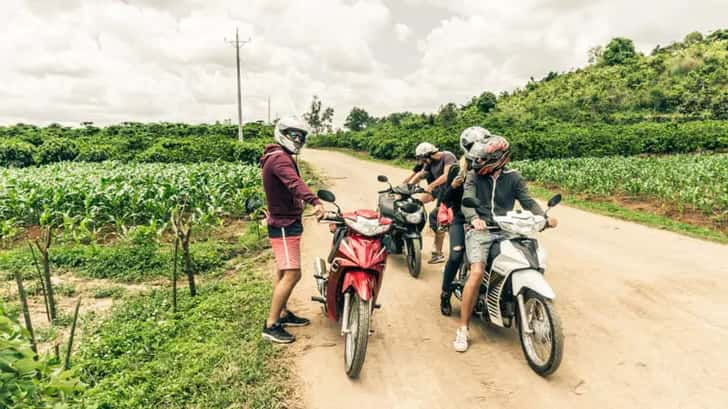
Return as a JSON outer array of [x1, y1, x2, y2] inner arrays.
[[309, 30, 728, 240], [0, 121, 272, 167], [0, 120, 296, 407]]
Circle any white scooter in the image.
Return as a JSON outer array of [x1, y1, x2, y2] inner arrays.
[[452, 194, 564, 376]]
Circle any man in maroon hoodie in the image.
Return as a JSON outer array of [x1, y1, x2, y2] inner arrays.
[[260, 116, 324, 344]]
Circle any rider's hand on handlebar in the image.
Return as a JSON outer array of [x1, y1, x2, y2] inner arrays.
[[472, 218, 487, 231], [451, 175, 465, 188], [313, 203, 326, 220], [547, 216, 559, 228]]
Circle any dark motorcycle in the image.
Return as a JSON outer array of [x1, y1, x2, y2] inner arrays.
[[376, 175, 426, 277]]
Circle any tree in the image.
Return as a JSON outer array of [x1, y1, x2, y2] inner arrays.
[[601, 37, 637, 66], [303, 95, 335, 134], [588, 45, 603, 64], [437, 103, 458, 127], [344, 107, 372, 131], [684, 31, 704, 45], [469, 91, 497, 114]]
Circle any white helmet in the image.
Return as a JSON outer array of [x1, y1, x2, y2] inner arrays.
[[415, 142, 438, 159], [274, 116, 309, 154], [459, 126, 491, 153]]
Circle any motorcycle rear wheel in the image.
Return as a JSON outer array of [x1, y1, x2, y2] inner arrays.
[[344, 293, 372, 378], [405, 237, 422, 278], [517, 291, 564, 376]]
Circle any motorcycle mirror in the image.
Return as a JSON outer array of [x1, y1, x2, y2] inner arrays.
[[462, 197, 480, 208], [317, 189, 336, 203], [547, 194, 562, 208], [377, 175, 389, 183]]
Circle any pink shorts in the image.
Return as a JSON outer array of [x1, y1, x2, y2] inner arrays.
[[270, 235, 302, 270]]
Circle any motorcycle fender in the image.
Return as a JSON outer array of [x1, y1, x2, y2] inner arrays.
[[341, 270, 376, 301], [511, 269, 556, 300]]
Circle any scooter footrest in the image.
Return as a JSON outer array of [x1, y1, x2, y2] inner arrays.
[[311, 296, 326, 304], [374, 303, 382, 309]]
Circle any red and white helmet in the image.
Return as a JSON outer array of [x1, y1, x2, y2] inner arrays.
[[274, 116, 309, 154], [466, 135, 511, 175]]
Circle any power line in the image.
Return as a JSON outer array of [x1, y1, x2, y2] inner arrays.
[[225, 28, 251, 142]]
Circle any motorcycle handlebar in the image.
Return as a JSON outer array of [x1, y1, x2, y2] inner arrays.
[[319, 211, 344, 223]]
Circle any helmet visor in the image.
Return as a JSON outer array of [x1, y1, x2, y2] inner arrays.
[[284, 129, 307, 145]]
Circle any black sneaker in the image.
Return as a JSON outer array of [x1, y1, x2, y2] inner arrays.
[[262, 322, 295, 344], [279, 310, 310, 327], [428, 254, 446, 264], [440, 292, 452, 316]]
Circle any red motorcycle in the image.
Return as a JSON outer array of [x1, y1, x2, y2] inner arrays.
[[311, 188, 391, 378]]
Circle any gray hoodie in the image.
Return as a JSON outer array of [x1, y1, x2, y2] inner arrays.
[[461, 167, 544, 224]]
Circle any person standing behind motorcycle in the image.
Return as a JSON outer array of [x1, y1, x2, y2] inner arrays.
[[454, 135, 558, 352], [402, 142, 457, 264], [438, 126, 491, 316], [260, 116, 325, 344]]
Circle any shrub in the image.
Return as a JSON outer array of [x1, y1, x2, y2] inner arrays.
[[0, 138, 36, 167]]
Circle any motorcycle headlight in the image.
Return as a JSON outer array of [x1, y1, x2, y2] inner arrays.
[[405, 211, 423, 224], [345, 216, 391, 237]]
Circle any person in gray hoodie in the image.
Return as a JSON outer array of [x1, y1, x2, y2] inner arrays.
[[453, 136, 559, 352]]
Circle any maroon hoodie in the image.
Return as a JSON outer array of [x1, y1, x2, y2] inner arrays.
[[260, 144, 321, 228]]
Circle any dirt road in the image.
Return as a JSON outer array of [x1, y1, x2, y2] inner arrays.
[[286, 149, 728, 409]]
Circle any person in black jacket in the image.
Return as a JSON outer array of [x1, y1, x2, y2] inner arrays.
[[439, 126, 491, 315], [453, 136, 558, 353]]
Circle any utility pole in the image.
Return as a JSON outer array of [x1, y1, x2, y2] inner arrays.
[[226, 28, 251, 142]]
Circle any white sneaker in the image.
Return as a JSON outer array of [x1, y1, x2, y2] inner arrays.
[[453, 326, 469, 352]]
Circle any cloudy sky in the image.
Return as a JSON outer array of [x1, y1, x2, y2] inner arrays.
[[1, 0, 726, 127]]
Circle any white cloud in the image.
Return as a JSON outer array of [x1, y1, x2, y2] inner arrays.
[[0, 0, 726, 127], [394, 23, 413, 42]]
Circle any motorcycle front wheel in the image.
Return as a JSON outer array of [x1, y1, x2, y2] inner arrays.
[[344, 293, 372, 378], [517, 291, 564, 376], [404, 237, 422, 278]]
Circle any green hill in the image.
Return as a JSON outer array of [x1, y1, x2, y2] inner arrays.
[[311, 29, 728, 160]]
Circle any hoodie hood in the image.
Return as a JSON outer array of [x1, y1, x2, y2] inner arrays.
[[260, 144, 287, 168]]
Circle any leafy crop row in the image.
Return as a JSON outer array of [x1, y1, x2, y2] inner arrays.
[[0, 162, 263, 240], [0, 122, 272, 167], [513, 153, 728, 221]]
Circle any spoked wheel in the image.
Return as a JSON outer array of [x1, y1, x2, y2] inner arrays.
[[517, 291, 564, 376], [404, 237, 422, 278], [344, 292, 372, 378]]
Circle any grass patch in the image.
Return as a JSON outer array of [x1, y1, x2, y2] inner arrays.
[[92, 286, 127, 299], [299, 158, 327, 190], [0, 239, 238, 283], [75, 272, 290, 409], [318, 147, 728, 244], [528, 184, 728, 244]]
